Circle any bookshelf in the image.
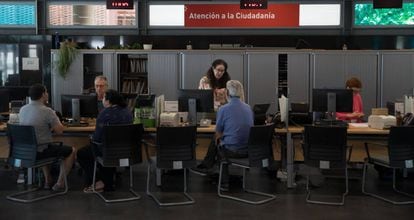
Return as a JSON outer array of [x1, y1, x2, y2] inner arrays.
[[118, 53, 149, 110]]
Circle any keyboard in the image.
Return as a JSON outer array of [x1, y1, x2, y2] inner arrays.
[[314, 120, 348, 127], [64, 122, 90, 127]]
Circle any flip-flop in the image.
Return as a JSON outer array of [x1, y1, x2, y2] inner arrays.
[[83, 186, 104, 193]]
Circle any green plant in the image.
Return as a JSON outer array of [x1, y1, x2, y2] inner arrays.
[[56, 40, 79, 78]]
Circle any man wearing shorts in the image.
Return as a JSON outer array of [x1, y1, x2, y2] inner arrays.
[[19, 84, 76, 191]]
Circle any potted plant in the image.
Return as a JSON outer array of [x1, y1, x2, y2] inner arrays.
[[56, 39, 79, 78]]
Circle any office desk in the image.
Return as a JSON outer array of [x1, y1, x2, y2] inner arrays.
[[275, 125, 390, 188]]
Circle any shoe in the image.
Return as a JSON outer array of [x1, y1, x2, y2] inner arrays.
[[83, 186, 104, 193], [44, 182, 53, 190], [219, 182, 229, 192], [16, 173, 25, 184], [190, 164, 211, 175], [52, 183, 66, 192], [196, 164, 208, 169]]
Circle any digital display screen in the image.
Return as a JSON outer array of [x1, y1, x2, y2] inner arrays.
[[107, 0, 133, 9], [240, 0, 268, 9], [373, 0, 402, 9]]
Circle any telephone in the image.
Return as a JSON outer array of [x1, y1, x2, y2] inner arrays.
[[267, 112, 284, 128], [402, 113, 414, 126]]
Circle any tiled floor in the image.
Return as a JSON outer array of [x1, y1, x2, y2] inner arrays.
[[0, 162, 413, 220]]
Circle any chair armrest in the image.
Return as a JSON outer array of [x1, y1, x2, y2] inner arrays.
[[364, 142, 387, 161]]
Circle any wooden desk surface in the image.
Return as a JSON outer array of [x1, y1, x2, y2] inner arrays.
[[0, 123, 216, 134], [275, 125, 390, 135]]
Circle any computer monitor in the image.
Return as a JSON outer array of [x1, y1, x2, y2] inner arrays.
[[0, 89, 9, 113], [290, 102, 312, 125], [61, 95, 98, 123], [312, 89, 353, 118], [178, 89, 214, 125], [6, 86, 30, 101], [253, 103, 270, 125]]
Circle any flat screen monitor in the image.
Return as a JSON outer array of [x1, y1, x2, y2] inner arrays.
[[0, 89, 9, 113], [0, 86, 29, 102], [61, 95, 98, 118], [6, 86, 29, 101], [253, 103, 270, 125], [178, 89, 214, 125], [312, 89, 353, 113], [178, 89, 214, 113], [373, 0, 402, 9]]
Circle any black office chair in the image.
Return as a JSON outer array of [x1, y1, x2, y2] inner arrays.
[[218, 124, 277, 205], [362, 126, 414, 205], [6, 124, 68, 203], [145, 126, 197, 206], [302, 125, 348, 205], [91, 124, 144, 203]]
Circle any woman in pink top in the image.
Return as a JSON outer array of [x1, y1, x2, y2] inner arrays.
[[336, 77, 364, 122]]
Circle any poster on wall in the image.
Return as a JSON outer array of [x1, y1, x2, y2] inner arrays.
[[184, 4, 299, 28], [22, 57, 39, 71]]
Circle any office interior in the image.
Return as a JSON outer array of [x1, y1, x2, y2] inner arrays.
[[1, 0, 414, 219]]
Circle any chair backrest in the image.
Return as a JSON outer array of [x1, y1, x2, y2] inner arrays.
[[387, 126, 414, 168], [100, 124, 144, 167], [303, 125, 347, 169], [7, 124, 38, 168], [156, 126, 197, 169], [247, 124, 275, 168]]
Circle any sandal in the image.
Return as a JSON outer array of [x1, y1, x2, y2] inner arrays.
[[83, 186, 104, 193]]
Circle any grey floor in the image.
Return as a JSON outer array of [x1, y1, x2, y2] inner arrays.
[[0, 162, 413, 220]]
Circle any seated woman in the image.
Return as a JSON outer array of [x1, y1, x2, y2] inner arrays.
[[336, 77, 364, 123], [77, 89, 133, 192]]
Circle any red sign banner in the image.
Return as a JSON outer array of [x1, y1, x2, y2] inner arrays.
[[184, 4, 299, 28]]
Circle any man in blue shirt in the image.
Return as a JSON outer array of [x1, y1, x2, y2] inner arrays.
[[194, 80, 253, 190]]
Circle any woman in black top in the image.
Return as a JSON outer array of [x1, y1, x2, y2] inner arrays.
[[77, 89, 132, 192]]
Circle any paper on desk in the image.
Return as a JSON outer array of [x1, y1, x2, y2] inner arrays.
[[279, 95, 288, 122], [348, 123, 369, 128]]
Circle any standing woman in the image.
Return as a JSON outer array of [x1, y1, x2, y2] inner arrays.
[[199, 59, 231, 110], [336, 77, 364, 122]]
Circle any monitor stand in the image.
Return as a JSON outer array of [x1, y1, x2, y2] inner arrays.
[[71, 98, 81, 125], [314, 93, 347, 127], [188, 98, 197, 126]]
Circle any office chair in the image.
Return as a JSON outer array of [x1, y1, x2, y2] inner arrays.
[[145, 126, 197, 206], [302, 125, 348, 205], [218, 124, 277, 205], [362, 126, 414, 205], [91, 124, 144, 203], [6, 124, 68, 203]]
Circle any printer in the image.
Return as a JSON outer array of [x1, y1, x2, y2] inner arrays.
[[159, 112, 180, 127], [368, 115, 396, 129]]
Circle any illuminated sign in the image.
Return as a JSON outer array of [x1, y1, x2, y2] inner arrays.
[[240, 0, 268, 9], [106, 0, 133, 9]]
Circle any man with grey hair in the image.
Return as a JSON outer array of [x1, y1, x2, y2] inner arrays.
[[193, 80, 253, 191], [94, 75, 108, 111]]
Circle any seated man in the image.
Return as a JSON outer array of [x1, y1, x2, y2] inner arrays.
[[94, 75, 108, 112], [195, 80, 253, 190], [19, 84, 76, 191]]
